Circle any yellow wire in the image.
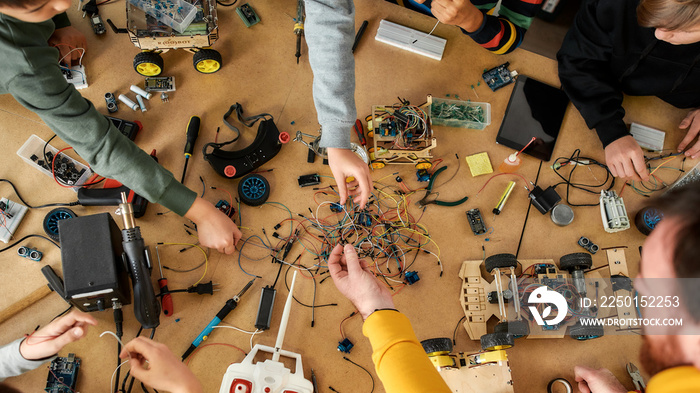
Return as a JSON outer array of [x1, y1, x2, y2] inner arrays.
[[160, 242, 208, 285], [649, 155, 678, 176]]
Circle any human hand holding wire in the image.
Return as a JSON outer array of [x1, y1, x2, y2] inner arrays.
[[327, 148, 372, 209], [185, 198, 242, 254], [604, 135, 650, 181], [677, 108, 700, 158], [19, 310, 97, 361], [414, 0, 484, 33], [120, 337, 203, 393], [48, 26, 87, 66], [328, 244, 394, 320]]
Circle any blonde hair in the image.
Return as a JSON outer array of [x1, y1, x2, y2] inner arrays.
[[638, 0, 700, 30]]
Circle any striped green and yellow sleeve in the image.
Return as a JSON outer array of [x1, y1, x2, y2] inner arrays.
[[385, 0, 543, 54]]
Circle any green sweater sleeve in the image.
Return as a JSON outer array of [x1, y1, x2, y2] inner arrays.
[[0, 15, 196, 215]]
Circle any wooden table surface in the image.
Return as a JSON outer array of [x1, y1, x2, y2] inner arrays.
[[0, 0, 693, 392]]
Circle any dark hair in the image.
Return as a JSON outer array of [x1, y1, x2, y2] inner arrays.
[[638, 0, 700, 30], [0, 0, 46, 9], [652, 180, 700, 321]]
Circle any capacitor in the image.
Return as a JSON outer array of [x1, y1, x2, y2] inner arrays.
[[493, 181, 515, 215], [130, 84, 153, 100], [118, 94, 139, 111]]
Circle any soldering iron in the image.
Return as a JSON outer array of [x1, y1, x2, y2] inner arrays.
[[181, 278, 256, 360]]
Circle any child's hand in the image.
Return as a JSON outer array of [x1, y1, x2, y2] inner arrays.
[[120, 337, 203, 393], [19, 310, 97, 360], [49, 26, 87, 66]]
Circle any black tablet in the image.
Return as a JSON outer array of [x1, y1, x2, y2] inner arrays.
[[496, 76, 570, 161]]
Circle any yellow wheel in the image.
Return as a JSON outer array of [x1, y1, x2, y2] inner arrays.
[[133, 52, 163, 76], [415, 161, 432, 170], [368, 130, 374, 138], [346, 176, 355, 183], [371, 161, 385, 169], [193, 49, 222, 74]]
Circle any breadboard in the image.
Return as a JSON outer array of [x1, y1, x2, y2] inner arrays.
[[375, 19, 446, 60], [630, 122, 665, 152], [0, 198, 28, 243], [62, 65, 88, 90]]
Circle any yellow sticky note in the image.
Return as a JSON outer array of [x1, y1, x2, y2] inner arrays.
[[466, 152, 493, 177]]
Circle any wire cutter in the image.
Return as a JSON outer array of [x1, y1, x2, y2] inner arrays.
[[417, 166, 469, 208], [627, 362, 646, 392]]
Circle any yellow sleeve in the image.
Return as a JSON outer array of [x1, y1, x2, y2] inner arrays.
[[646, 366, 700, 393], [362, 310, 452, 393]]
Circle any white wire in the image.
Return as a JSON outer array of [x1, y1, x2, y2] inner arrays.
[[110, 360, 130, 392], [58, 47, 86, 66], [250, 329, 261, 350], [212, 325, 260, 335]]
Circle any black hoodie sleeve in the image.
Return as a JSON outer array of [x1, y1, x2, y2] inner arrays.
[[557, 0, 630, 148]]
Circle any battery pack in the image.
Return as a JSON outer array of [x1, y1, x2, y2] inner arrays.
[[255, 286, 276, 330]]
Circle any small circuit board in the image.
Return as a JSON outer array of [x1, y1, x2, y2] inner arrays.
[[466, 208, 486, 235], [236, 4, 260, 27], [45, 353, 80, 393], [0, 198, 28, 243], [144, 76, 176, 92], [482, 63, 517, 91]]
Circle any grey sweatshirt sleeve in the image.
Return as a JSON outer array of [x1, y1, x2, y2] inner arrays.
[[0, 338, 55, 381], [304, 0, 356, 149]]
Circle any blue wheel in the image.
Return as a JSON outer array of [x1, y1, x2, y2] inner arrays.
[[43, 208, 77, 241], [238, 174, 270, 206]]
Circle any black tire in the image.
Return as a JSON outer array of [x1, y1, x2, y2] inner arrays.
[[480, 332, 514, 351], [193, 49, 222, 74], [133, 51, 164, 76], [420, 338, 453, 354], [559, 252, 593, 272], [484, 253, 518, 273], [494, 320, 530, 338], [43, 208, 77, 242], [569, 321, 604, 341], [238, 174, 270, 206]]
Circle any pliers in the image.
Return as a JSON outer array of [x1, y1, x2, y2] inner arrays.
[[417, 166, 469, 208], [627, 362, 646, 392]]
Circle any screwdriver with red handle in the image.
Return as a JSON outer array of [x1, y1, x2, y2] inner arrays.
[[155, 246, 173, 317]]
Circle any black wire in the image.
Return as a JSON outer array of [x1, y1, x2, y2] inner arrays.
[[0, 179, 79, 209], [216, 0, 237, 6], [515, 161, 542, 259], [551, 149, 614, 207], [271, 258, 284, 289], [452, 316, 466, 345], [0, 234, 59, 253], [115, 342, 122, 393], [149, 328, 156, 339], [42, 134, 57, 164], [343, 357, 375, 393], [283, 264, 337, 309], [50, 305, 73, 322]]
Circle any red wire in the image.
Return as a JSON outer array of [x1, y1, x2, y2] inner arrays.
[[51, 147, 104, 188], [476, 173, 531, 196], [48, 367, 77, 393]]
